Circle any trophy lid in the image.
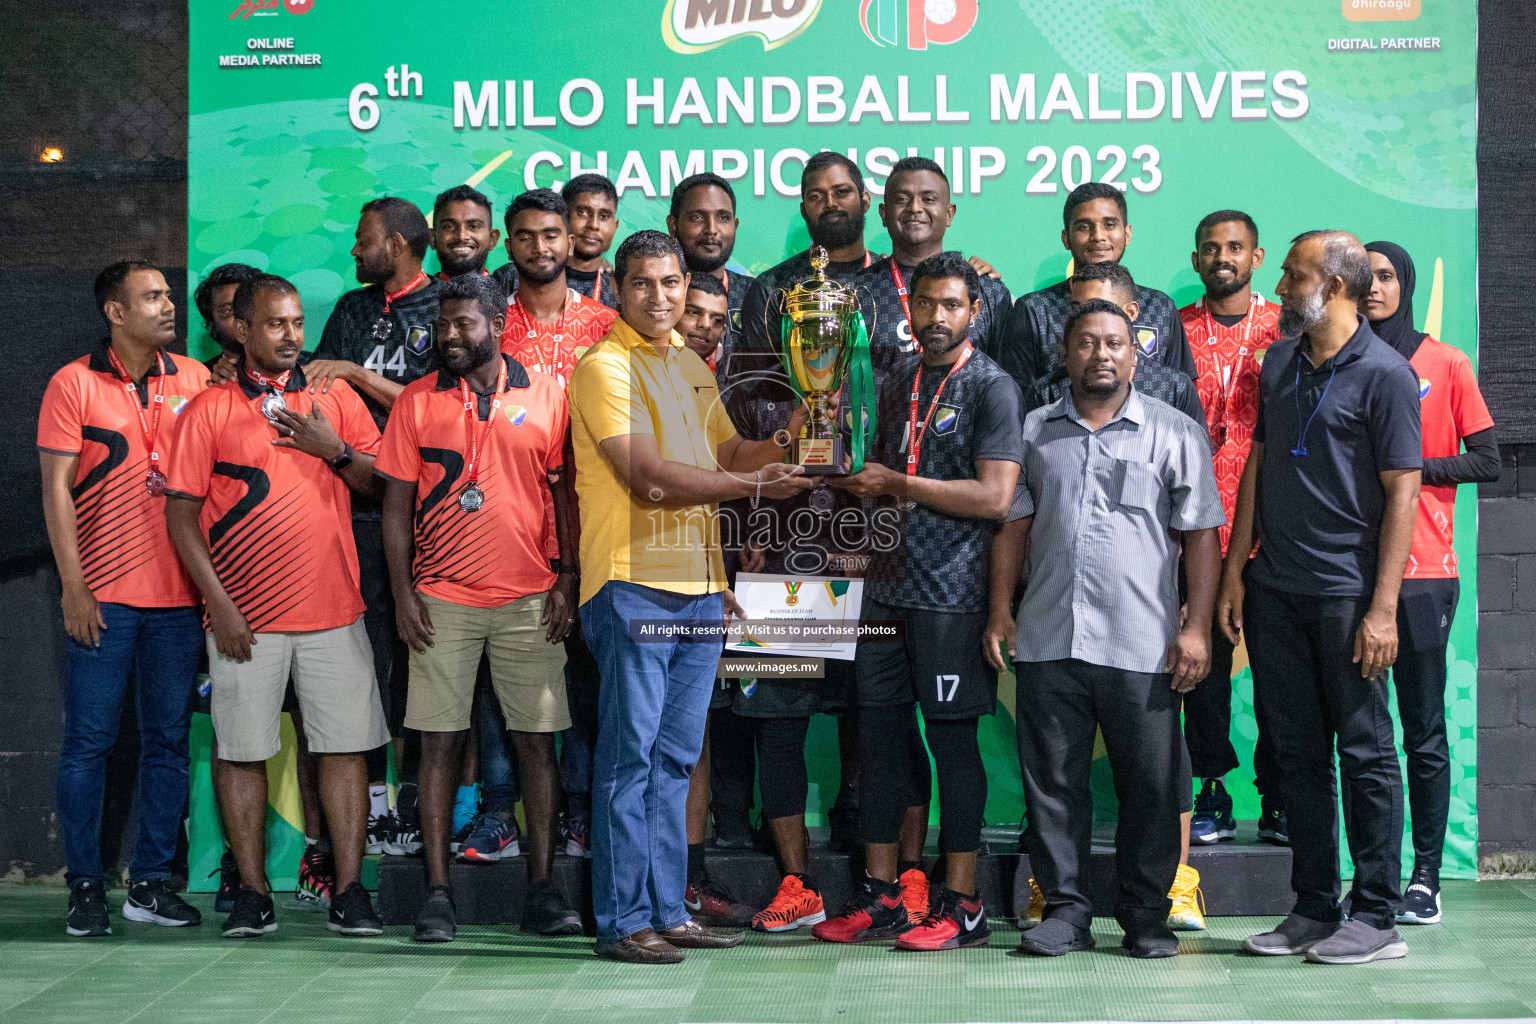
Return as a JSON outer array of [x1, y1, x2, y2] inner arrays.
[[784, 245, 858, 319]]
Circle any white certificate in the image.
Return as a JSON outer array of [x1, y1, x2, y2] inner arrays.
[[724, 573, 865, 662]]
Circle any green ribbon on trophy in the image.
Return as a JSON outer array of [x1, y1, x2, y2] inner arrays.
[[777, 247, 878, 486]]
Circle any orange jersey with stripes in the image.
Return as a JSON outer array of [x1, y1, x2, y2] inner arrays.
[[499, 288, 616, 387], [375, 356, 567, 608], [165, 367, 382, 632], [1406, 337, 1494, 579], [37, 346, 208, 607], [1180, 295, 1283, 554]]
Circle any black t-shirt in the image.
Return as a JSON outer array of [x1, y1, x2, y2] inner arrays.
[[489, 262, 519, 298], [853, 256, 1013, 388], [1028, 357, 1205, 424], [316, 278, 441, 518], [1212, 312, 1247, 328], [864, 349, 1024, 613], [997, 278, 1197, 397], [565, 265, 618, 310], [1250, 319, 1423, 597]]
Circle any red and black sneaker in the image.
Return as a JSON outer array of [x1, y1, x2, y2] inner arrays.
[[896, 887, 991, 951], [811, 877, 913, 944], [684, 874, 756, 928]]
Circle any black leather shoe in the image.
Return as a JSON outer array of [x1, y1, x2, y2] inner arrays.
[[660, 918, 745, 948], [595, 928, 685, 964]]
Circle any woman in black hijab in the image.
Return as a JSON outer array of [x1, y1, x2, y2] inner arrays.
[[1362, 240, 1426, 360]]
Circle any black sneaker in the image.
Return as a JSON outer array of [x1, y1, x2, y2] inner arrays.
[[811, 877, 913, 943], [66, 880, 111, 937], [382, 816, 423, 857], [1257, 807, 1289, 845], [1190, 778, 1237, 844], [222, 886, 277, 938], [1397, 866, 1442, 925], [210, 850, 241, 914], [413, 885, 457, 943], [328, 881, 384, 936], [123, 879, 202, 927], [521, 880, 583, 935], [450, 814, 478, 855]]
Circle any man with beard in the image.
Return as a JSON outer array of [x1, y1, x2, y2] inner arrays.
[[856, 157, 1013, 380], [814, 254, 1022, 952], [997, 182, 1197, 398], [668, 172, 754, 365], [311, 197, 439, 859], [432, 185, 500, 280], [378, 273, 582, 942], [496, 187, 615, 864], [1218, 231, 1422, 965], [1178, 212, 1287, 851], [562, 173, 620, 309], [165, 273, 389, 939], [985, 299, 1224, 960], [194, 262, 261, 376]]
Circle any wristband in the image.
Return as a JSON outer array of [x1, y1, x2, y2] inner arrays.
[[329, 442, 354, 472]]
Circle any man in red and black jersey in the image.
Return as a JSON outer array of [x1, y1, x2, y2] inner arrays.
[[165, 273, 389, 940], [379, 273, 582, 942], [561, 173, 620, 309], [39, 260, 209, 938], [313, 196, 439, 852]]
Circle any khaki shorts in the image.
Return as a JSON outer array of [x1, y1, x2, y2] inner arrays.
[[208, 616, 389, 761], [405, 592, 570, 733]]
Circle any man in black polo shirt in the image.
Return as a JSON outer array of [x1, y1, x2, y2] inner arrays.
[[667, 172, 754, 361], [310, 196, 441, 856], [1218, 230, 1422, 965], [855, 157, 1013, 383], [814, 253, 1022, 952], [997, 182, 1196, 397]]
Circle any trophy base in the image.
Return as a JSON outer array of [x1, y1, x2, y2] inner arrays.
[[795, 436, 845, 475]]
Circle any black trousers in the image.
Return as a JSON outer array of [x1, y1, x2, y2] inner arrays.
[[708, 707, 757, 825], [1015, 658, 1183, 932], [1245, 580, 1403, 930], [1391, 578, 1458, 872], [1183, 626, 1282, 802]]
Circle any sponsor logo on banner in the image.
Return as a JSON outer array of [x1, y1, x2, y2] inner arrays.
[[859, 0, 978, 49], [230, 0, 312, 17], [1343, 0, 1421, 21], [662, 0, 822, 53]]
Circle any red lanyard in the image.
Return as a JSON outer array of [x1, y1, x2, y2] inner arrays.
[[510, 290, 572, 375], [890, 261, 913, 338], [246, 367, 292, 391], [1200, 294, 1261, 446], [905, 344, 972, 475], [382, 270, 428, 313], [459, 357, 508, 486], [106, 347, 167, 474]]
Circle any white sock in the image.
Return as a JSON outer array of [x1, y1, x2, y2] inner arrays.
[[369, 784, 389, 820]]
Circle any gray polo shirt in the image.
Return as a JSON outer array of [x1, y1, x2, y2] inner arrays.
[[1009, 388, 1226, 674]]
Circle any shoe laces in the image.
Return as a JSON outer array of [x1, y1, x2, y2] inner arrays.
[[838, 879, 890, 918], [761, 876, 808, 917], [72, 881, 107, 908], [232, 886, 268, 915]]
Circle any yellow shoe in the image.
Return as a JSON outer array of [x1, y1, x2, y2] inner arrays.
[[1019, 877, 1045, 930], [1168, 863, 1206, 931]]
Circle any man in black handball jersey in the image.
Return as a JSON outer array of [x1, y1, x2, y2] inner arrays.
[[813, 253, 1023, 953], [561, 173, 620, 308], [998, 182, 1196, 395], [310, 195, 441, 855], [856, 157, 1013, 379]]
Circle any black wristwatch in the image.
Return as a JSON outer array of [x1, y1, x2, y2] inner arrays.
[[329, 442, 354, 472]]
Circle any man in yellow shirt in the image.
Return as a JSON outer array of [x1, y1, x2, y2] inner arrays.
[[568, 230, 812, 964]]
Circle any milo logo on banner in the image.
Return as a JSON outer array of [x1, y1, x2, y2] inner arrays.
[[663, 0, 822, 53]]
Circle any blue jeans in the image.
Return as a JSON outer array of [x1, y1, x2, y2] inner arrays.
[[473, 661, 521, 813], [58, 603, 202, 886], [583, 581, 721, 940]]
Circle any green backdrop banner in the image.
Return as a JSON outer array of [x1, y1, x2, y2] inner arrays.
[[188, 0, 1479, 882]]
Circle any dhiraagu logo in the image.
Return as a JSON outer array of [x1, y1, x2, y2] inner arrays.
[[860, 0, 977, 49], [663, 0, 822, 53]]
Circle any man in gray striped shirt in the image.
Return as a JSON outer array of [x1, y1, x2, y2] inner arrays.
[[985, 299, 1224, 959]]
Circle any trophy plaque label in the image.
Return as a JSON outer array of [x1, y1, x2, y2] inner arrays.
[[796, 436, 842, 472]]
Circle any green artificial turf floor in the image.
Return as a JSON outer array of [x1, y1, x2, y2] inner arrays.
[[2, 880, 1534, 1024]]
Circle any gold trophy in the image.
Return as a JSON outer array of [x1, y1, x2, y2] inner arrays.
[[779, 246, 863, 475]]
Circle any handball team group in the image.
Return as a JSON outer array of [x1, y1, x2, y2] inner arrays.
[[39, 152, 1495, 967]]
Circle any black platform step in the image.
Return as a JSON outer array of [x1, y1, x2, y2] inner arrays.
[[377, 821, 1292, 927]]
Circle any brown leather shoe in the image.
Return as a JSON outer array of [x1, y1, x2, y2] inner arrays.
[[660, 918, 745, 949], [594, 928, 685, 964]]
